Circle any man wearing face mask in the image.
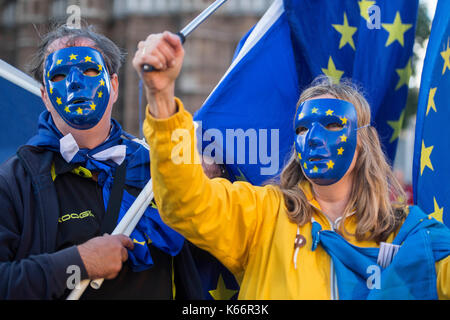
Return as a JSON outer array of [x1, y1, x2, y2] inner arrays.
[[0, 25, 203, 299], [135, 32, 450, 300]]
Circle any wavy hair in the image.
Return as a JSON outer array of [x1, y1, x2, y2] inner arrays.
[[277, 76, 407, 243]]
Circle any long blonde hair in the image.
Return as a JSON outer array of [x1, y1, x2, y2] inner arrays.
[[277, 77, 407, 243]]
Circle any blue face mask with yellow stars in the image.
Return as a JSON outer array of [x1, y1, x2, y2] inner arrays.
[[44, 46, 111, 130], [294, 98, 358, 186]]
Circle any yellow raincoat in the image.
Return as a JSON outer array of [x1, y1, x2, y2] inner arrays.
[[143, 99, 450, 299]]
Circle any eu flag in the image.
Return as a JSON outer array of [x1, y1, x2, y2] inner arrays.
[[413, 0, 450, 228], [0, 60, 45, 163], [194, 0, 418, 186]]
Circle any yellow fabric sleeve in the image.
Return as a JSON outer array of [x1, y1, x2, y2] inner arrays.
[[143, 98, 282, 277], [436, 255, 450, 299]]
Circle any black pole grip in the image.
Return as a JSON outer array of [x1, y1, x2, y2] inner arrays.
[[141, 32, 186, 73]]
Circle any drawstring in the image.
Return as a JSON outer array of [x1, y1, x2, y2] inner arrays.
[[293, 225, 306, 269], [293, 226, 301, 269]]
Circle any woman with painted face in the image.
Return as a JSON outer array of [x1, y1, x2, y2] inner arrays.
[[135, 32, 450, 300]]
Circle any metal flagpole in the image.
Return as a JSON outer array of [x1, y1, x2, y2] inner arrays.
[[142, 0, 229, 72]]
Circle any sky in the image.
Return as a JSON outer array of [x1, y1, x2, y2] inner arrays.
[[423, 0, 438, 20], [411, 0, 438, 88]]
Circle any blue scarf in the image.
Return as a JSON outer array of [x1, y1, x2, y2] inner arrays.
[[28, 111, 184, 271], [311, 206, 450, 299]]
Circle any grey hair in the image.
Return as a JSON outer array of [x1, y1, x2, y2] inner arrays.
[[29, 23, 126, 85]]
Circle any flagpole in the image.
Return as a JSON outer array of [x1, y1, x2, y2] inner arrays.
[[66, 180, 154, 300], [142, 0, 228, 72]]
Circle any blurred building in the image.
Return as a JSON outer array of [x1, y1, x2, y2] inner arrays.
[[0, 0, 271, 136]]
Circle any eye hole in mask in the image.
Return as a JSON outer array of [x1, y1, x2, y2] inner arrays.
[[325, 122, 344, 131], [296, 126, 307, 135], [50, 74, 66, 82], [49, 67, 101, 82], [83, 68, 101, 77], [295, 122, 344, 135]]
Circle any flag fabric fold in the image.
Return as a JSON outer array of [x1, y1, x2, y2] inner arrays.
[[0, 60, 45, 163], [194, 0, 418, 186], [311, 206, 450, 299], [413, 0, 450, 228], [195, 0, 299, 186]]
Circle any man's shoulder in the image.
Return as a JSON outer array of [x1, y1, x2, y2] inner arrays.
[[0, 145, 53, 182], [120, 131, 150, 150]]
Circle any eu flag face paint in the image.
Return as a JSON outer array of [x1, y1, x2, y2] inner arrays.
[[44, 46, 111, 130], [294, 98, 358, 186]]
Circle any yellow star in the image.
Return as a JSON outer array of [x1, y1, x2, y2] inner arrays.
[[298, 112, 305, 120], [340, 116, 348, 125], [56, 59, 63, 65], [337, 147, 344, 155], [234, 167, 247, 182], [98, 91, 103, 98], [430, 197, 444, 223], [358, 0, 376, 21], [298, 152, 302, 160], [313, 166, 318, 173], [64, 106, 70, 113], [327, 160, 335, 169], [132, 239, 146, 246], [420, 140, 434, 176], [84, 56, 93, 62], [426, 87, 437, 116], [304, 162, 308, 170], [76, 107, 83, 115], [326, 109, 334, 116], [99, 79, 105, 86], [98, 64, 103, 71], [47, 71, 50, 78], [381, 12, 413, 47], [90, 102, 96, 110], [441, 38, 450, 75], [322, 56, 344, 84], [395, 58, 412, 90], [56, 97, 62, 105], [387, 109, 405, 143], [49, 87, 53, 95], [69, 54, 78, 60], [332, 13, 358, 50], [208, 274, 238, 300], [340, 134, 348, 142], [312, 107, 319, 114]]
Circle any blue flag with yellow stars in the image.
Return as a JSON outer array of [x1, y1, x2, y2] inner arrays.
[[190, 247, 240, 300], [0, 60, 45, 163], [194, 0, 418, 186], [413, 0, 450, 228]]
